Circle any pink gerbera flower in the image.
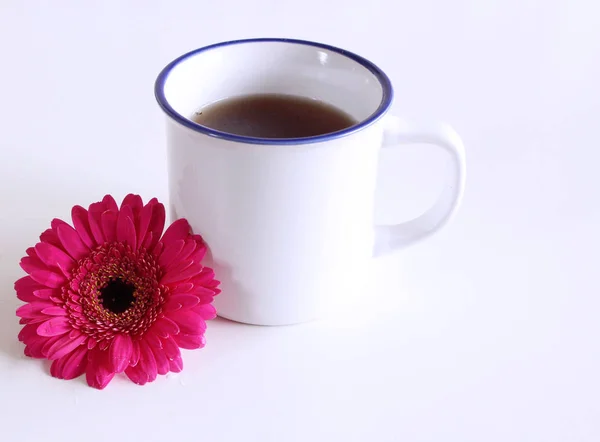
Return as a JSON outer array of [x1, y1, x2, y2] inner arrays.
[[15, 194, 220, 389]]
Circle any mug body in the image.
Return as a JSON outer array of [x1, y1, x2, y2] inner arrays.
[[155, 39, 393, 325]]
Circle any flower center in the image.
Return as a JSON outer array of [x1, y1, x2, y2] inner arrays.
[[99, 279, 136, 314], [62, 242, 167, 341]]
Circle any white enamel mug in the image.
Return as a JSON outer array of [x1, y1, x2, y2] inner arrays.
[[155, 38, 466, 325]]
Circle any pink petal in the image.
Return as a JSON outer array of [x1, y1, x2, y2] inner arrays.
[[161, 262, 204, 285], [19, 254, 45, 275], [45, 332, 86, 360], [186, 241, 208, 265], [87, 338, 97, 350], [15, 275, 41, 291], [160, 219, 191, 245], [160, 258, 194, 277], [86, 348, 115, 390], [41, 306, 67, 316], [190, 277, 218, 299], [152, 317, 180, 338], [101, 210, 118, 243], [138, 341, 158, 383], [171, 311, 207, 335], [24, 338, 47, 358], [143, 330, 162, 350], [121, 194, 143, 214], [14, 276, 44, 302], [150, 344, 169, 375], [193, 303, 217, 320], [125, 362, 149, 385], [108, 334, 133, 373], [71, 205, 96, 248], [50, 218, 64, 231], [20, 316, 48, 325], [142, 203, 165, 251], [191, 233, 204, 243], [87, 369, 115, 390], [109, 334, 133, 373], [136, 201, 154, 248], [18, 323, 40, 344], [50, 354, 68, 378], [102, 195, 119, 212], [54, 345, 88, 380], [168, 353, 184, 373], [125, 216, 137, 250], [153, 241, 164, 256], [20, 316, 49, 325], [39, 228, 63, 249], [116, 205, 137, 250], [160, 336, 181, 359], [34, 288, 59, 300], [158, 239, 185, 268], [174, 333, 206, 350], [35, 242, 75, 276], [162, 240, 200, 273], [41, 335, 63, 356], [169, 282, 195, 295], [57, 223, 89, 261], [25, 246, 37, 258], [187, 284, 220, 300], [205, 282, 221, 295], [130, 340, 141, 367], [121, 194, 143, 234], [87, 203, 105, 244], [163, 293, 200, 313], [199, 267, 219, 287], [178, 239, 201, 262], [141, 232, 154, 251], [16, 302, 55, 319], [116, 205, 133, 243], [29, 268, 66, 289], [37, 317, 71, 336]]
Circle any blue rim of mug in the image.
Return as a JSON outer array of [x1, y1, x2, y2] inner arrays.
[[154, 38, 393, 145]]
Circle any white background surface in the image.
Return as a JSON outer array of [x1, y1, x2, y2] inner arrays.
[[0, 1, 598, 441]]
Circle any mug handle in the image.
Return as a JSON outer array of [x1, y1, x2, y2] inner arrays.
[[373, 116, 467, 256]]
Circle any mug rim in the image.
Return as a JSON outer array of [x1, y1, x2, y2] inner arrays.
[[154, 38, 393, 145]]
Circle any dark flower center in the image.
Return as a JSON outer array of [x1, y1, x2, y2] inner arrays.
[[100, 279, 136, 314], [64, 242, 165, 339]]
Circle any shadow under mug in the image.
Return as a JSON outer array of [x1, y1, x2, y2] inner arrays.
[[155, 38, 466, 325]]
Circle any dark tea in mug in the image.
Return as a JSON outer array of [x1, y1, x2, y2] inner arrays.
[[192, 93, 357, 139]]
